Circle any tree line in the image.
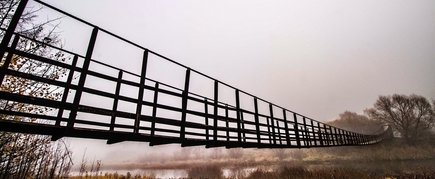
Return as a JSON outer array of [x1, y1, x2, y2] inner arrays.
[[330, 94, 434, 143], [1, 0, 73, 178]]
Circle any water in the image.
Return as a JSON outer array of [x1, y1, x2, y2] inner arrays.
[[70, 169, 187, 178], [70, 159, 435, 178]]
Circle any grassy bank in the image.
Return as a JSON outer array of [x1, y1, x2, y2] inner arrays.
[[71, 138, 435, 178]]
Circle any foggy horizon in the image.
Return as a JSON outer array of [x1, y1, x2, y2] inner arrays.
[[35, 0, 435, 120], [7, 0, 435, 171]]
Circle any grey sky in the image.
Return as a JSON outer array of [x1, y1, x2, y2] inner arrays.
[[29, 0, 435, 164]]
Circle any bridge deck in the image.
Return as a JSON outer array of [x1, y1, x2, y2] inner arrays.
[[0, 0, 391, 148]]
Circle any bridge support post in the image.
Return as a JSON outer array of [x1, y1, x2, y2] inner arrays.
[[109, 70, 123, 131], [342, 131, 346, 145], [240, 110, 246, 143], [317, 122, 324, 146], [204, 98, 209, 141], [213, 80, 219, 141], [328, 126, 334, 145], [253, 98, 261, 144], [180, 69, 191, 140], [276, 117, 282, 145], [150, 82, 159, 139], [293, 113, 301, 148], [56, 55, 78, 127], [269, 104, 276, 145], [342, 130, 346, 145], [302, 117, 309, 147], [134, 49, 149, 133], [356, 133, 360, 145], [68, 27, 98, 129], [225, 104, 229, 142], [266, 117, 272, 144], [203, 98, 211, 141], [311, 120, 317, 146], [350, 132, 355, 145], [235, 90, 242, 143], [282, 109, 291, 146]]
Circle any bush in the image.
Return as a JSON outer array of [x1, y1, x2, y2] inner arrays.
[[187, 165, 223, 179]]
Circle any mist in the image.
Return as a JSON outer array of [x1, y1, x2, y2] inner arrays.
[[2, 0, 435, 178]]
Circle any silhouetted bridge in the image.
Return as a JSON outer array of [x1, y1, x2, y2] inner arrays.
[[0, 0, 391, 148]]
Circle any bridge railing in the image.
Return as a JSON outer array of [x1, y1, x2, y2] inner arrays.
[[0, 0, 391, 148]]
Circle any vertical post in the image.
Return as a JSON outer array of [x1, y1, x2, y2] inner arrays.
[[68, 27, 98, 128], [57, 55, 78, 126], [225, 104, 229, 142], [339, 130, 344, 145], [363, 134, 367, 144], [334, 128, 339, 145], [356, 133, 360, 144], [354, 132, 359, 144], [240, 111, 246, 143], [342, 131, 347, 145], [266, 117, 272, 144], [364, 135, 368, 144], [361, 134, 364, 145], [310, 120, 316, 146], [293, 113, 301, 147], [357, 134, 361, 144], [356, 133, 360, 145], [109, 71, 123, 131], [342, 130, 346, 145], [323, 124, 329, 145], [343, 130, 347, 145], [354, 133, 359, 145], [213, 80, 219, 141], [180, 69, 191, 140], [0, 0, 28, 62], [253, 98, 261, 144], [134, 49, 149, 133], [349, 131, 354, 144], [350, 132, 355, 145], [329, 126, 335, 145], [150, 83, 159, 137], [276, 119, 282, 145], [204, 98, 209, 141], [282, 109, 291, 146], [317, 122, 324, 146], [0, 36, 19, 84], [268, 104, 276, 145], [235, 89, 242, 142], [323, 126, 328, 145], [302, 117, 309, 147]]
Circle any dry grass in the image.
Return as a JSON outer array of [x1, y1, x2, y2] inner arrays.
[[187, 165, 223, 179], [182, 165, 435, 179], [300, 138, 435, 163], [69, 173, 155, 179], [72, 138, 435, 178]]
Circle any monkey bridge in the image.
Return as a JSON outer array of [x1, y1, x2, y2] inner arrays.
[[0, 0, 391, 148]]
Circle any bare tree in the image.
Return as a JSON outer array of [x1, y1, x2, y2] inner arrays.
[[328, 111, 383, 135], [0, 0, 72, 178], [365, 94, 434, 142]]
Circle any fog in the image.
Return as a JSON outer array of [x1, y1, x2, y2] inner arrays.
[[27, 0, 435, 166]]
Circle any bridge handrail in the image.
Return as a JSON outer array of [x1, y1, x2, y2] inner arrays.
[[0, 0, 392, 148]]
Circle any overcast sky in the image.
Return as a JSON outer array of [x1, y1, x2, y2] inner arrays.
[[28, 0, 435, 164]]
